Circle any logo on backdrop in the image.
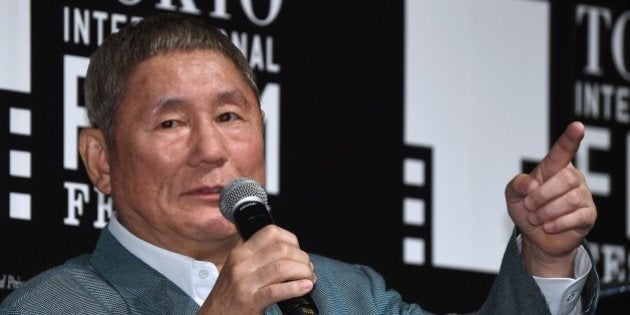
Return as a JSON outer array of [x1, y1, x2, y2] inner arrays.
[[1, 0, 32, 221], [572, 3, 630, 285], [58, 2, 283, 228]]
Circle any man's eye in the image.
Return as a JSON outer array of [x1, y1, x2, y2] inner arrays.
[[217, 112, 240, 122], [160, 120, 179, 129]]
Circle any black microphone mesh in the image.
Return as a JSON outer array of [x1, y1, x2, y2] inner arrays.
[[219, 177, 268, 222]]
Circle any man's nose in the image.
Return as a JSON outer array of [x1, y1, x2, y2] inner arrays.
[[187, 123, 228, 167]]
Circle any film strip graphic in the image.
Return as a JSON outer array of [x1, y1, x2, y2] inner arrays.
[[6, 106, 32, 221], [1, 0, 31, 221], [402, 145, 432, 266]]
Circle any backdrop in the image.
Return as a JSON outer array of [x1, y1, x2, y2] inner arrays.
[[1, 0, 629, 313]]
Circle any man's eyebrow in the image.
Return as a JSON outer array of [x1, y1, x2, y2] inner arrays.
[[150, 97, 186, 113], [215, 90, 252, 108], [147, 90, 254, 114]]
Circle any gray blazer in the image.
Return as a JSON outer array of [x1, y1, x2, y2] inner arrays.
[[0, 228, 598, 314]]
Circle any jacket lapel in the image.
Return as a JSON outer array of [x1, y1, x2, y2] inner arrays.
[[90, 228, 201, 314]]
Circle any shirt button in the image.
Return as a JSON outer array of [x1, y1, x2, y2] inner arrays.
[[566, 291, 577, 302], [198, 269, 209, 279]]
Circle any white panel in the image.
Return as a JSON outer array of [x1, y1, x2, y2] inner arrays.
[[403, 237, 425, 265], [405, 0, 550, 272], [10, 150, 31, 178], [403, 158, 425, 186], [403, 198, 425, 226], [0, 0, 30, 93], [10, 192, 31, 220], [10, 107, 31, 135], [260, 83, 280, 195]]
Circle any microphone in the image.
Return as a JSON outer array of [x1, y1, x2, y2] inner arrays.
[[219, 177, 319, 315]]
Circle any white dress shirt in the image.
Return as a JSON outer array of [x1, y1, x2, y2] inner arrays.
[[108, 216, 217, 306]]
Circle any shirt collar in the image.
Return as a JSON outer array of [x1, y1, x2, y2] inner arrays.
[[107, 214, 219, 306]]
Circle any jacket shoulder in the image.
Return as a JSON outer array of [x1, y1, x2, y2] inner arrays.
[[0, 255, 129, 314]]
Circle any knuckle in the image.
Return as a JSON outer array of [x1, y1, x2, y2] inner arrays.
[[565, 189, 582, 207], [265, 224, 282, 236], [573, 207, 595, 229], [527, 212, 541, 226], [586, 205, 598, 224], [562, 169, 581, 187], [274, 242, 292, 256], [271, 259, 291, 275], [287, 233, 299, 245], [576, 209, 590, 227]]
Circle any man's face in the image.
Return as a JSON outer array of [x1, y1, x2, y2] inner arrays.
[[108, 50, 265, 255]]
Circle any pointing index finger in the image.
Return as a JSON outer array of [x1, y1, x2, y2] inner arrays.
[[533, 121, 585, 181]]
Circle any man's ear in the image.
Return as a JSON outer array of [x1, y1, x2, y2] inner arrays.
[[79, 128, 112, 195]]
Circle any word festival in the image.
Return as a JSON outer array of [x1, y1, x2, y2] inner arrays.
[[591, 242, 630, 284]]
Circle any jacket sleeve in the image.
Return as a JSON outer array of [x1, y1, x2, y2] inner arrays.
[[478, 230, 599, 315]]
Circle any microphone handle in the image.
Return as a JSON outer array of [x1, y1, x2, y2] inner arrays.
[[277, 296, 319, 315], [233, 201, 275, 239], [233, 202, 319, 315]]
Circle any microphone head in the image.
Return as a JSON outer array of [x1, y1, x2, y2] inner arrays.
[[220, 177, 268, 222]]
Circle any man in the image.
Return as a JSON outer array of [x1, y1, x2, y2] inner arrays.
[[0, 13, 598, 314]]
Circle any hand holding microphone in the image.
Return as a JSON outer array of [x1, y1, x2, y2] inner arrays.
[[199, 177, 318, 315]]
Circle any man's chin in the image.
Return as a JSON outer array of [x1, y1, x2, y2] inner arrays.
[[196, 217, 238, 239]]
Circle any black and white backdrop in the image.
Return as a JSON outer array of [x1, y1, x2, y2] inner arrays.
[[1, 0, 629, 313]]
